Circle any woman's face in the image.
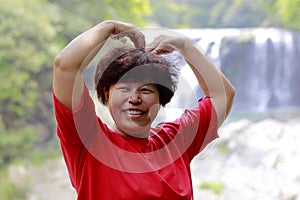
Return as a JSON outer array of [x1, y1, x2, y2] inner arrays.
[[106, 82, 160, 138]]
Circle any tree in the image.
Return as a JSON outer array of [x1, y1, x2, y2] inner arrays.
[[148, 0, 188, 28], [0, 0, 62, 167], [149, 0, 269, 28], [0, 0, 61, 129], [50, 0, 152, 40], [259, 0, 300, 30], [149, 0, 300, 30], [0, 0, 152, 167]]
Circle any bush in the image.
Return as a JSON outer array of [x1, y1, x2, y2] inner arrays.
[[0, 119, 37, 168]]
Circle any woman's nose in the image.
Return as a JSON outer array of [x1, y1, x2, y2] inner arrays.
[[128, 91, 142, 104]]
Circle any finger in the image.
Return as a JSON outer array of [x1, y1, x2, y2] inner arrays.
[[111, 31, 128, 40], [112, 30, 145, 49], [149, 38, 176, 54], [153, 45, 174, 55], [147, 36, 164, 52], [130, 31, 145, 49]]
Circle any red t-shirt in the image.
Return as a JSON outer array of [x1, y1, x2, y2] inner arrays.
[[53, 85, 218, 200]]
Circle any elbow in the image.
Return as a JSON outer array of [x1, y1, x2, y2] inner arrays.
[[226, 85, 236, 114], [53, 54, 63, 70], [229, 86, 236, 103], [53, 53, 72, 73]]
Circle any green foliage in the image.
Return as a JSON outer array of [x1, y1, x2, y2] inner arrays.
[[149, 0, 269, 28], [0, 164, 30, 200], [50, 0, 151, 39], [0, 180, 29, 200], [218, 142, 229, 154], [149, 0, 188, 28], [103, 0, 152, 25], [200, 180, 225, 195], [149, 0, 300, 30], [274, 0, 300, 30], [0, 120, 37, 167], [0, 0, 153, 175], [185, 0, 231, 28], [0, 0, 61, 128], [235, 0, 300, 30]]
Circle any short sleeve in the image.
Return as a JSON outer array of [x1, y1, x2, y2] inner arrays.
[[155, 97, 219, 162], [52, 85, 97, 144], [53, 85, 103, 188], [186, 97, 219, 159]]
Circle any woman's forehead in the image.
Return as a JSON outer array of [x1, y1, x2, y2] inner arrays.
[[115, 81, 157, 88]]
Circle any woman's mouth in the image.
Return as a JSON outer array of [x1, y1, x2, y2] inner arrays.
[[121, 109, 152, 126], [123, 108, 146, 116]]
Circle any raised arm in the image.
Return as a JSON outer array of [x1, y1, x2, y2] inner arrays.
[[148, 35, 235, 127], [53, 20, 145, 110]]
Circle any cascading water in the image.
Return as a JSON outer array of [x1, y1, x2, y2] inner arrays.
[[176, 28, 300, 112]]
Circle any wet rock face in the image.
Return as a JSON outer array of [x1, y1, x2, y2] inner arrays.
[[177, 28, 300, 112], [219, 29, 300, 112]]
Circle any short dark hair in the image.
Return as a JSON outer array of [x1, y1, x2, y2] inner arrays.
[[94, 46, 179, 106]]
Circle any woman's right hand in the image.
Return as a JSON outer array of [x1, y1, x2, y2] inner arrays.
[[106, 20, 145, 49], [53, 20, 144, 110]]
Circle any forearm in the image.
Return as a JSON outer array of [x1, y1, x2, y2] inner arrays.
[[147, 34, 235, 126], [53, 19, 146, 110], [54, 21, 114, 72], [182, 42, 229, 97], [181, 41, 235, 126], [53, 21, 117, 110]]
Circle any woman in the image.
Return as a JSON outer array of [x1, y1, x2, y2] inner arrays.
[[53, 20, 235, 200]]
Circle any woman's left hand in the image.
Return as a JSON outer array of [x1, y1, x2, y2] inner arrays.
[[147, 35, 190, 55]]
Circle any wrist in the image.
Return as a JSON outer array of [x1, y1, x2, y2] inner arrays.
[[98, 20, 115, 35], [179, 39, 193, 54]]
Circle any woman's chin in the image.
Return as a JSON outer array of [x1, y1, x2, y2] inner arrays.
[[115, 124, 151, 138]]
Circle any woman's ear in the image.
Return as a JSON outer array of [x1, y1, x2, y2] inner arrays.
[[103, 87, 109, 103]]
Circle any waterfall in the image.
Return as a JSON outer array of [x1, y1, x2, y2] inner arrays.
[[176, 28, 300, 112]]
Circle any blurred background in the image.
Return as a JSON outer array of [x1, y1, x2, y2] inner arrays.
[[1, 0, 300, 199]]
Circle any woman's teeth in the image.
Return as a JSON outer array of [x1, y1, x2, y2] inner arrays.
[[124, 110, 143, 115]]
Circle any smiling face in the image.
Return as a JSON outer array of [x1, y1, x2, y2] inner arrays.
[[106, 82, 160, 138], [95, 47, 180, 137]]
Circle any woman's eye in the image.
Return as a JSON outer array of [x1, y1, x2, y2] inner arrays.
[[140, 88, 153, 94], [118, 87, 130, 92]]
